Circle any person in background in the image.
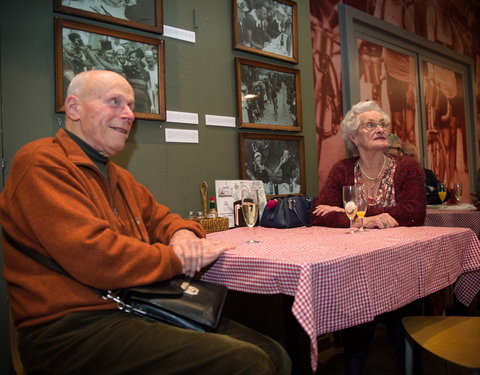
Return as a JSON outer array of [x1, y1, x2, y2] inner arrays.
[[123, 48, 154, 113], [236, 0, 250, 46], [386, 133, 403, 156], [244, 0, 270, 50], [0, 70, 291, 375], [472, 167, 480, 210], [310, 100, 426, 375], [401, 141, 451, 205], [144, 49, 158, 113], [246, 151, 272, 184]]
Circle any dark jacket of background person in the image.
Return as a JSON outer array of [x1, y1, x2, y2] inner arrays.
[[310, 155, 426, 227], [0, 129, 204, 329]]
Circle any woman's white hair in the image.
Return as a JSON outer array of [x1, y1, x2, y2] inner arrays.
[[341, 100, 390, 153]]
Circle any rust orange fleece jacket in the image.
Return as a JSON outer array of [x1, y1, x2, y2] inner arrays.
[[0, 129, 205, 329]]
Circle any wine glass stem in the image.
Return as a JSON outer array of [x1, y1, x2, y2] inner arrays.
[[360, 218, 364, 231], [350, 219, 354, 232]]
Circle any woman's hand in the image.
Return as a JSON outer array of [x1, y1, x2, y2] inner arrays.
[[361, 213, 398, 229], [312, 204, 345, 216]]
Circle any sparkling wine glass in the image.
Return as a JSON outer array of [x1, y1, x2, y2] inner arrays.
[[343, 186, 358, 234], [241, 189, 262, 244], [437, 183, 447, 207], [453, 182, 463, 204], [355, 185, 368, 232]]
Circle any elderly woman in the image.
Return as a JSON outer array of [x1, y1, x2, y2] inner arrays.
[[310, 100, 426, 375], [310, 100, 426, 229]]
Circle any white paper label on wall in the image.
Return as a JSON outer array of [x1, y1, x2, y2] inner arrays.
[[163, 25, 196, 43], [205, 114, 236, 128], [165, 128, 199, 144], [166, 111, 199, 124]]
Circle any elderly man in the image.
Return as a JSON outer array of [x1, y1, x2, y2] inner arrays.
[[0, 70, 291, 375]]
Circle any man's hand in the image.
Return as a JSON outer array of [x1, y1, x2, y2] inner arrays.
[[169, 230, 235, 277]]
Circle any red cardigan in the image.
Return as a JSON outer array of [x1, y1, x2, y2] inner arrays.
[[310, 155, 426, 227]]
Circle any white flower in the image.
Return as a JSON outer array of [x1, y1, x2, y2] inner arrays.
[[345, 201, 357, 212]]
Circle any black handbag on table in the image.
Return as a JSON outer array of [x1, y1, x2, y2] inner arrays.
[[3, 231, 227, 332], [260, 195, 315, 228]]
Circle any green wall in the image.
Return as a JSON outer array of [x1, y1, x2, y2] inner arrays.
[[0, 0, 316, 371]]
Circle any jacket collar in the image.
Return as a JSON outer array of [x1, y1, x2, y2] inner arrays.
[[55, 128, 97, 166]]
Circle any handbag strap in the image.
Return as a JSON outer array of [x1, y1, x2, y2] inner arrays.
[[2, 230, 106, 297], [1, 230, 190, 319]]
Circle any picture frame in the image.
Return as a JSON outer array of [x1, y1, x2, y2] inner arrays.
[[239, 132, 305, 198], [55, 18, 166, 121], [54, 0, 163, 34], [235, 57, 302, 131], [233, 0, 298, 64]]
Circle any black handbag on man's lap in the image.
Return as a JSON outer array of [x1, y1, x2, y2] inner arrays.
[[3, 231, 227, 332]]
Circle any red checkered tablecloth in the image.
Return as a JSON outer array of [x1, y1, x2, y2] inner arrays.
[[425, 209, 480, 237], [203, 225, 480, 372]]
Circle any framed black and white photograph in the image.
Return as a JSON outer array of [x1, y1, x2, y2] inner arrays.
[[55, 18, 166, 121], [233, 0, 298, 63], [54, 0, 163, 34], [239, 132, 305, 197], [235, 57, 302, 131]]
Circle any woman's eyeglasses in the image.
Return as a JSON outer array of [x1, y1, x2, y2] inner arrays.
[[360, 121, 390, 130]]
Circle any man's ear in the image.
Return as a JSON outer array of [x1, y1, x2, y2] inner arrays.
[[64, 95, 81, 121]]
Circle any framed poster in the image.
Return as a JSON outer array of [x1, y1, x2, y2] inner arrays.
[[233, 0, 298, 63], [239, 132, 305, 198], [55, 18, 166, 121], [215, 180, 267, 228], [235, 57, 302, 131], [54, 0, 163, 34]]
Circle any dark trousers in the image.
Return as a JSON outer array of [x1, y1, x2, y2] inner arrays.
[[342, 301, 423, 375], [19, 310, 292, 375]]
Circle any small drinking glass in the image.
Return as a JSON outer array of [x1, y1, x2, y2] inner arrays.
[[437, 183, 447, 207], [355, 185, 368, 232], [343, 186, 358, 234], [453, 182, 463, 204]]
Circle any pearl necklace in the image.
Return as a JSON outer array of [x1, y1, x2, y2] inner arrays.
[[359, 155, 387, 182]]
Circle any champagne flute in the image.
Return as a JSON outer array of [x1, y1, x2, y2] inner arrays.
[[453, 182, 463, 204], [343, 186, 358, 234], [241, 189, 262, 244], [437, 183, 447, 207], [355, 185, 368, 232]]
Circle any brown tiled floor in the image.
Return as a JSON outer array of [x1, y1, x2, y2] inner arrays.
[[316, 295, 480, 375]]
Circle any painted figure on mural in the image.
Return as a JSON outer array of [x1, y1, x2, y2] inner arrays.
[[310, 0, 343, 181], [372, 0, 417, 145]]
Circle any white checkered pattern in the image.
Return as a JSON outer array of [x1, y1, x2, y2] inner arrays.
[[203, 226, 480, 372], [425, 209, 480, 237]]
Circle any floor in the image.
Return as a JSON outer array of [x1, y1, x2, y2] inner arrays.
[[315, 295, 480, 375]]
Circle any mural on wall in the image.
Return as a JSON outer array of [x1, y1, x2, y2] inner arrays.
[[423, 62, 468, 194], [310, 0, 480, 196], [358, 40, 418, 146]]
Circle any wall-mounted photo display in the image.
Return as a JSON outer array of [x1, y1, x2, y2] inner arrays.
[[235, 57, 302, 131], [239, 132, 305, 197], [54, 0, 163, 34], [55, 18, 166, 121], [233, 0, 298, 64]]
